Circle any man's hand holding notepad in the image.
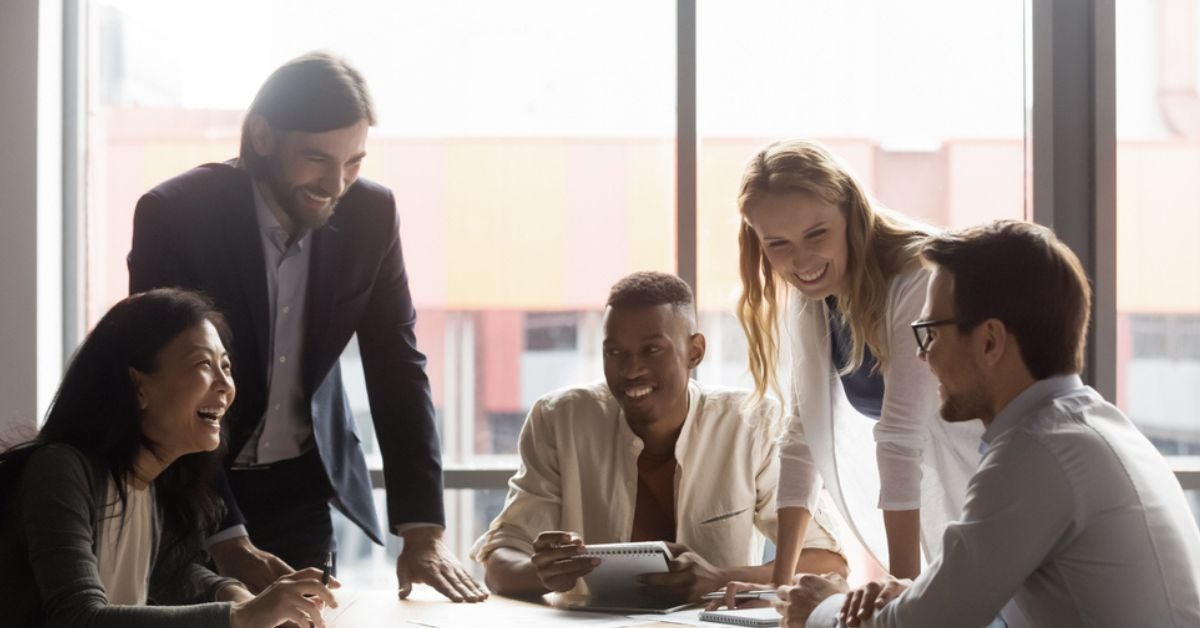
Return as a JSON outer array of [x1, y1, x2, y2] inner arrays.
[[530, 531, 600, 593], [560, 541, 693, 613]]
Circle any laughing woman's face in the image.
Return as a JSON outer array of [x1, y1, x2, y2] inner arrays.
[[132, 320, 235, 462], [743, 191, 849, 300]]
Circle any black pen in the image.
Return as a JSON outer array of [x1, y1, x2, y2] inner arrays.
[[321, 551, 333, 586]]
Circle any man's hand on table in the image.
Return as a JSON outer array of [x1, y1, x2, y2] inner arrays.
[[840, 575, 910, 626], [397, 526, 488, 603], [530, 531, 599, 593], [776, 572, 850, 627], [210, 535, 294, 594]]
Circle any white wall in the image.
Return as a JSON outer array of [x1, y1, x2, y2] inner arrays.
[[0, 0, 63, 440]]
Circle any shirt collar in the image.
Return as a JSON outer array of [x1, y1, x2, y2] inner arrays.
[[252, 181, 307, 252], [617, 380, 700, 451], [980, 373, 1085, 453]]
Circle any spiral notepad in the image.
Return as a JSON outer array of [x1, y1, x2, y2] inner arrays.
[[698, 607, 781, 626], [567, 541, 691, 613]]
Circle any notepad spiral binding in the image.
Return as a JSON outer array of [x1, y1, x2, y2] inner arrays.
[[706, 616, 775, 627], [696, 609, 781, 627], [578, 541, 670, 558], [584, 547, 659, 556]]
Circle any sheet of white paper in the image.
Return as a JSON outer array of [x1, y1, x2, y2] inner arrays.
[[326, 587, 667, 628], [625, 608, 708, 626]]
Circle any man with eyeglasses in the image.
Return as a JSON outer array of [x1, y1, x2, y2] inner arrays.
[[776, 220, 1200, 627]]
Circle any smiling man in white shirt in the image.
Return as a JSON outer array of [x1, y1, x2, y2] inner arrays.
[[782, 220, 1200, 628], [472, 271, 846, 602]]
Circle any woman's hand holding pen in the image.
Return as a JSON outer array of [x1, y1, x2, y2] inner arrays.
[[530, 531, 599, 593], [229, 567, 340, 628]]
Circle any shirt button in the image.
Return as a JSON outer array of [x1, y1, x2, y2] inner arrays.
[[278, 355, 287, 363], [273, 403, 281, 411], [283, 306, 290, 314]]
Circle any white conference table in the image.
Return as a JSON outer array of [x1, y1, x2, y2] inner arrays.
[[324, 585, 746, 627]]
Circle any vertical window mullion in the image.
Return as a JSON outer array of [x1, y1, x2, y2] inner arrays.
[[1030, 0, 1116, 398], [677, 0, 698, 295]]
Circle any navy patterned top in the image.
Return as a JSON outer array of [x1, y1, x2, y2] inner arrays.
[[827, 297, 885, 420]]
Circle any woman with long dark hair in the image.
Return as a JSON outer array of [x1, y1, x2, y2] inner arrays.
[[0, 288, 336, 627]]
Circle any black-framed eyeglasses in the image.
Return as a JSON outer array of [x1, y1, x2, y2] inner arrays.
[[910, 319, 959, 353]]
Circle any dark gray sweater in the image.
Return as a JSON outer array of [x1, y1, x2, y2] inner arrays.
[[0, 444, 236, 626]]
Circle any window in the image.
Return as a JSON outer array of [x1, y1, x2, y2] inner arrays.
[[1115, 0, 1200, 466], [694, 0, 1028, 577], [695, 0, 1028, 392], [73, 0, 1198, 589], [85, 0, 674, 579]]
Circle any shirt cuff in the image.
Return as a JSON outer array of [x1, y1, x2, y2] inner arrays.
[[393, 522, 445, 536], [204, 525, 249, 550], [808, 593, 848, 627]]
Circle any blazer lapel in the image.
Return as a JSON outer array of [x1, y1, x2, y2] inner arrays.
[[221, 178, 271, 385], [303, 213, 344, 397]]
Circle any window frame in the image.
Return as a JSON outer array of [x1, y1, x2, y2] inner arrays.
[[43, 0, 1188, 495]]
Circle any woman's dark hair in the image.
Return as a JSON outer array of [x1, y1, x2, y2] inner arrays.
[[0, 288, 232, 574]]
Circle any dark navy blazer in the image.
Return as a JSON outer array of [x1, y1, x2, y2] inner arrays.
[[128, 161, 443, 543]]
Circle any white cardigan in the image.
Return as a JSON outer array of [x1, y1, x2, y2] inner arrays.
[[777, 266, 984, 567]]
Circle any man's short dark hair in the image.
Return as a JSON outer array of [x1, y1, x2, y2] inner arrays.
[[921, 220, 1091, 379], [239, 51, 375, 176], [606, 272, 695, 316]]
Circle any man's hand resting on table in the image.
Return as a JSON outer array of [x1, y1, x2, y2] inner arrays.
[[840, 575, 910, 626], [397, 526, 489, 603], [210, 536, 294, 594], [776, 572, 850, 627]]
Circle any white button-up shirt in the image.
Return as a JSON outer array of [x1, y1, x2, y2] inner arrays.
[[471, 380, 843, 574], [809, 374, 1200, 627], [234, 182, 313, 466]]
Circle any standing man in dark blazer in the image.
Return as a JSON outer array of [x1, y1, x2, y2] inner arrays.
[[128, 51, 486, 603]]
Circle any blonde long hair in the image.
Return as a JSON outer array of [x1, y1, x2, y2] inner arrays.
[[736, 139, 928, 400]]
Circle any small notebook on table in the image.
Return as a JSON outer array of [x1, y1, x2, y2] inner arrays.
[[698, 607, 782, 626], [564, 541, 692, 614]]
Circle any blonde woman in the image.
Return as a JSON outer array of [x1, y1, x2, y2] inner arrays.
[[731, 140, 983, 589]]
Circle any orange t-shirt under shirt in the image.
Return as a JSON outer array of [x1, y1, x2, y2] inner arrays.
[[630, 449, 676, 543]]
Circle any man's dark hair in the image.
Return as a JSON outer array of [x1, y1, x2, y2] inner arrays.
[[607, 272, 695, 315], [921, 219, 1091, 379], [239, 51, 376, 176]]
